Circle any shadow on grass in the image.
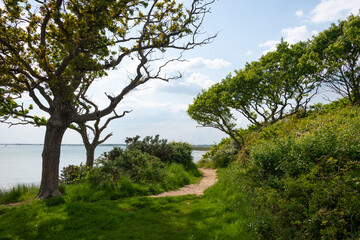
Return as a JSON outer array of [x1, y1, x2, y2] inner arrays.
[[0, 192, 253, 240], [0, 170, 255, 240]]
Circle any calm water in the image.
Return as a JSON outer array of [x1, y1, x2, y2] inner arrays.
[[0, 144, 206, 189]]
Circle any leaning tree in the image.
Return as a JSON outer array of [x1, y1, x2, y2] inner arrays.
[[188, 40, 320, 146], [0, 0, 215, 198]]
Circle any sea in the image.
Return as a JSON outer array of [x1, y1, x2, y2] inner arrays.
[[0, 144, 207, 190]]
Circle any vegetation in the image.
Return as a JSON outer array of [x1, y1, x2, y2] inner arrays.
[[0, 169, 254, 240], [1, 8, 360, 240], [187, 14, 360, 239], [0, 135, 254, 239], [57, 135, 201, 200], [198, 99, 360, 239], [311, 14, 360, 104], [0, 0, 215, 199], [69, 110, 132, 168]]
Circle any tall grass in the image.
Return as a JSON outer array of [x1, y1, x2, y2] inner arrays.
[[0, 184, 38, 204]]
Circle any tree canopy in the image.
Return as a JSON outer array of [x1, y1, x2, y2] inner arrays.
[[188, 40, 320, 144], [312, 13, 360, 104], [188, 14, 360, 147]]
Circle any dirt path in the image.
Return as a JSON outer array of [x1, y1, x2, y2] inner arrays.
[[150, 168, 217, 198]]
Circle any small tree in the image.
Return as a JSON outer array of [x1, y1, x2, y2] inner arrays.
[[70, 110, 131, 168], [311, 14, 360, 104], [187, 82, 244, 149], [0, 0, 215, 198]]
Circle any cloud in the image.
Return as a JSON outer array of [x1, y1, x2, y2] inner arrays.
[[180, 72, 215, 90], [295, 10, 304, 17], [258, 40, 280, 54], [281, 25, 314, 44], [310, 0, 360, 23], [246, 50, 252, 56], [259, 26, 318, 54], [165, 57, 231, 73]]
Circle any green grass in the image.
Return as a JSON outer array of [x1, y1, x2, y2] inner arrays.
[[0, 184, 38, 204], [0, 170, 254, 240]]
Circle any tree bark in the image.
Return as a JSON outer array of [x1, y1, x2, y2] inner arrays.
[[37, 115, 70, 199], [85, 145, 95, 167]]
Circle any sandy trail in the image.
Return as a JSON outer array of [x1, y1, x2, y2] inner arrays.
[[150, 168, 217, 198]]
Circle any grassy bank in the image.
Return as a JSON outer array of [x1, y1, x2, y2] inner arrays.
[[200, 99, 360, 239], [0, 169, 254, 240]]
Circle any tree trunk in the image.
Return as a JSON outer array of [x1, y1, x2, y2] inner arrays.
[[85, 145, 95, 168], [37, 120, 68, 199]]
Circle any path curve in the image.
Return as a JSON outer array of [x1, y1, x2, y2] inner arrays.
[[150, 168, 217, 198]]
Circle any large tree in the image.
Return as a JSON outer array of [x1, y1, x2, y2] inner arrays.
[[0, 0, 215, 198], [311, 14, 360, 104]]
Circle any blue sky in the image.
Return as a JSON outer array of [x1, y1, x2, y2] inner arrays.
[[1, 0, 360, 145]]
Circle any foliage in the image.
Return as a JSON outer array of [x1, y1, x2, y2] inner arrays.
[[187, 83, 244, 148], [60, 164, 90, 184], [198, 138, 238, 168], [100, 149, 166, 183], [230, 101, 360, 239], [60, 135, 200, 199], [0, 0, 214, 198], [311, 14, 360, 104], [123, 135, 198, 170], [188, 40, 320, 148]]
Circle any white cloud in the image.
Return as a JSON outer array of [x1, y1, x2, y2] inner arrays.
[[310, 0, 360, 23], [259, 26, 317, 54], [180, 72, 215, 90], [281, 25, 314, 44], [246, 50, 252, 56], [295, 10, 304, 17], [259, 40, 280, 54], [165, 57, 231, 73]]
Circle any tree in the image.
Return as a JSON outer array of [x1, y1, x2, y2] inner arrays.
[[70, 110, 131, 168], [0, 0, 215, 198], [311, 14, 360, 104], [188, 41, 320, 144], [187, 82, 244, 149]]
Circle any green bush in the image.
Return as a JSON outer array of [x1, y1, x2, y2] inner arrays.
[[198, 138, 238, 168], [124, 135, 197, 170], [60, 164, 89, 184], [125, 135, 173, 162], [102, 149, 165, 183], [60, 135, 201, 201]]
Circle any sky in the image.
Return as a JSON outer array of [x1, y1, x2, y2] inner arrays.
[[1, 0, 360, 145]]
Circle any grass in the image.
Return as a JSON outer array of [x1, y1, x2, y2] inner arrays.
[[0, 170, 254, 240], [0, 184, 38, 205]]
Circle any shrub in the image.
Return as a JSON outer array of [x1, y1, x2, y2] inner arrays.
[[61, 135, 201, 201], [240, 102, 360, 239], [60, 164, 89, 184], [198, 138, 238, 168], [125, 135, 173, 162]]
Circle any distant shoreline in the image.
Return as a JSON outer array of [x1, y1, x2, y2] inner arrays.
[[0, 143, 212, 150], [0, 143, 126, 146]]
